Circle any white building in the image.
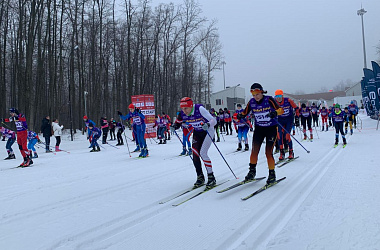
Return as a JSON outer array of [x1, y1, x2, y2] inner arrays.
[[210, 86, 246, 112]]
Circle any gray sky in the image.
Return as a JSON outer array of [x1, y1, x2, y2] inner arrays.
[[149, 0, 380, 96]]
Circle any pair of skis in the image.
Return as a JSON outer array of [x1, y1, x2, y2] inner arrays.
[[334, 143, 347, 148], [275, 156, 299, 168], [160, 176, 286, 206]]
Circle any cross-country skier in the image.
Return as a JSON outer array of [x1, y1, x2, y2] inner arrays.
[[157, 114, 168, 144], [27, 130, 40, 158], [218, 109, 225, 134], [100, 116, 109, 144], [1, 127, 16, 160], [237, 83, 284, 185], [348, 101, 359, 128], [223, 108, 232, 135], [115, 122, 125, 146], [210, 108, 220, 142], [310, 103, 319, 127], [233, 104, 252, 151], [83, 116, 96, 144], [344, 107, 354, 135], [299, 103, 313, 140], [118, 104, 148, 158], [171, 97, 217, 188], [88, 123, 101, 152], [40, 115, 52, 152], [320, 107, 329, 131], [4, 108, 32, 167], [109, 118, 116, 141], [274, 89, 298, 160], [332, 104, 347, 146]]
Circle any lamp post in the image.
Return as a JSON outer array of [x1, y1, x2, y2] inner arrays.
[[357, 7, 367, 69], [234, 84, 240, 110], [84, 91, 88, 116], [221, 61, 226, 90]]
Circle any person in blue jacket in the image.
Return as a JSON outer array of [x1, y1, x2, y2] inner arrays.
[[88, 123, 102, 152], [118, 104, 148, 158]]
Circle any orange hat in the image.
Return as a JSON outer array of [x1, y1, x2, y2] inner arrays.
[[128, 103, 135, 109], [180, 97, 193, 108], [275, 89, 283, 97]]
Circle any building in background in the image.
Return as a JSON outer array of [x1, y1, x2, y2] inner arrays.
[[210, 85, 245, 112]]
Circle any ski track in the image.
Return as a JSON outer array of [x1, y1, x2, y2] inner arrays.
[[42, 156, 268, 250], [218, 135, 352, 250]]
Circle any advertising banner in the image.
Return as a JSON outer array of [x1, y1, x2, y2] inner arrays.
[[131, 94, 156, 139]]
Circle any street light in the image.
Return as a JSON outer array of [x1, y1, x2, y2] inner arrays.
[[84, 91, 88, 116], [234, 84, 240, 110], [357, 7, 367, 69], [222, 61, 226, 90]]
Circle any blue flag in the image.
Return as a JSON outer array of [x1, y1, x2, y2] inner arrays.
[[363, 68, 379, 115]]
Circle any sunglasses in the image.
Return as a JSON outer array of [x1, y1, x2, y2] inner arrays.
[[274, 95, 283, 98], [250, 89, 263, 95]]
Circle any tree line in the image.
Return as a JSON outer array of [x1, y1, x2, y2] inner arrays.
[[0, 0, 222, 131]]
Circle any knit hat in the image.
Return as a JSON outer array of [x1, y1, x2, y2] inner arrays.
[[128, 103, 135, 109], [334, 103, 340, 108], [83, 115, 88, 120], [180, 97, 193, 108]]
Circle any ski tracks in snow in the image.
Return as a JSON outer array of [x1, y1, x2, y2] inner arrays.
[[218, 137, 351, 250]]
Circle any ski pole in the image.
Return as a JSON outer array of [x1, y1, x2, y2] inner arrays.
[[275, 120, 310, 153], [119, 122, 131, 157], [204, 129, 238, 179], [172, 129, 193, 160], [313, 125, 320, 139], [105, 143, 120, 149]]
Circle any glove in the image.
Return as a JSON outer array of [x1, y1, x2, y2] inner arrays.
[[117, 111, 122, 116], [267, 111, 277, 119], [236, 113, 244, 120], [235, 129, 238, 133], [135, 108, 140, 113], [38, 139, 42, 143], [171, 123, 180, 131], [250, 127, 253, 132], [201, 122, 210, 131]]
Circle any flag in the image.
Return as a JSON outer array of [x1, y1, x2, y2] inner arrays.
[[363, 68, 379, 115]]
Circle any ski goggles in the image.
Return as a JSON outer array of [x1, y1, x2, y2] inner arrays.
[[274, 95, 283, 98], [250, 88, 263, 95]]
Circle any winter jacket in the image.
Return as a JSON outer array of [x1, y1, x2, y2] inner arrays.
[[52, 122, 64, 136], [41, 118, 52, 137]]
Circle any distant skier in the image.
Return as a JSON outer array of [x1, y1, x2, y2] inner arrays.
[[320, 107, 329, 131], [27, 130, 40, 158], [118, 104, 148, 158], [237, 83, 284, 185], [83, 116, 96, 144], [310, 103, 319, 127], [115, 122, 125, 146], [299, 103, 313, 140], [223, 108, 232, 135], [1, 127, 16, 160], [109, 118, 116, 141], [233, 104, 252, 151], [344, 107, 354, 135], [100, 116, 109, 144], [88, 123, 101, 152], [331, 104, 347, 146], [348, 101, 359, 128], [171, 97, 217, 188]]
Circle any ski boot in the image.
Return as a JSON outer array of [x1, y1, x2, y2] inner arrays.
[[303, 134, 307, 140], [180, 147, 187, 156], [335, 138, 339, 146], [343, 137, 347, 146], [288, 149, 294, 159], [350, 129, 353, 135], [237, 143, 242, 151], [55, 146, 61, 152], [133, 146, 140, 152], [163, 139, 167, 144], [274, 148, 280, 154], [216, 137, 220, 142], [193, 174, 205, 188], [244, 163, 256, 182], [96, 146, 100, 151], [139, 148, 146, 157], [345, 129, 348, 134], [310, 134, 313, 140], [278, 149, 285, 161], [322, 126, 324, 131], [158, 140, 163, 144], [292, 130, 295, 135], [244, 144, 249, 151], [90, 146, 97, 152], [33, 152, 38, 158], [266, 169, 276, 185], [187, 149, 192, 156], [4, 153, 16, 160], [206, 173, 216, 189]]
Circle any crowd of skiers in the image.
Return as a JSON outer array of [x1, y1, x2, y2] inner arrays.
[[1, 83, 360, 188]]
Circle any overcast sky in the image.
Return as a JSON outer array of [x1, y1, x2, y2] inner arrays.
[[147, 0, 380, 97]]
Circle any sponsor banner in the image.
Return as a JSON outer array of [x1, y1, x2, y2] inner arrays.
[[131, 95, 156, 138]]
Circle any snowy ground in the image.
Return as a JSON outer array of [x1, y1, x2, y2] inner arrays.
[[1, 113, 379, 250]]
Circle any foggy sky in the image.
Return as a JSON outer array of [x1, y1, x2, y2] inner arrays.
[[147, 0, 380, 97]]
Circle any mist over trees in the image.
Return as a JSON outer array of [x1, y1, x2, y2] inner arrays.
[[0, 0, 222, 131]]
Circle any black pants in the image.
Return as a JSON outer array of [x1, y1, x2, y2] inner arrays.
[[312, 114, 318, 127], [117, 130, 124, 145], [44, 136, 50, 150], [109, 128, 116, 140], [301, 116, 312, 131], [102, 128, 108, 144], [55, 136, 61, 146], [250, 125, 277, 170]]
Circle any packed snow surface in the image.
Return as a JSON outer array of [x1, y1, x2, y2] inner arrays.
[[1, 113, 379, 250]]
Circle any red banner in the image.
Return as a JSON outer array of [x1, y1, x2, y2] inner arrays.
[[131, 94, 156, 139]]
